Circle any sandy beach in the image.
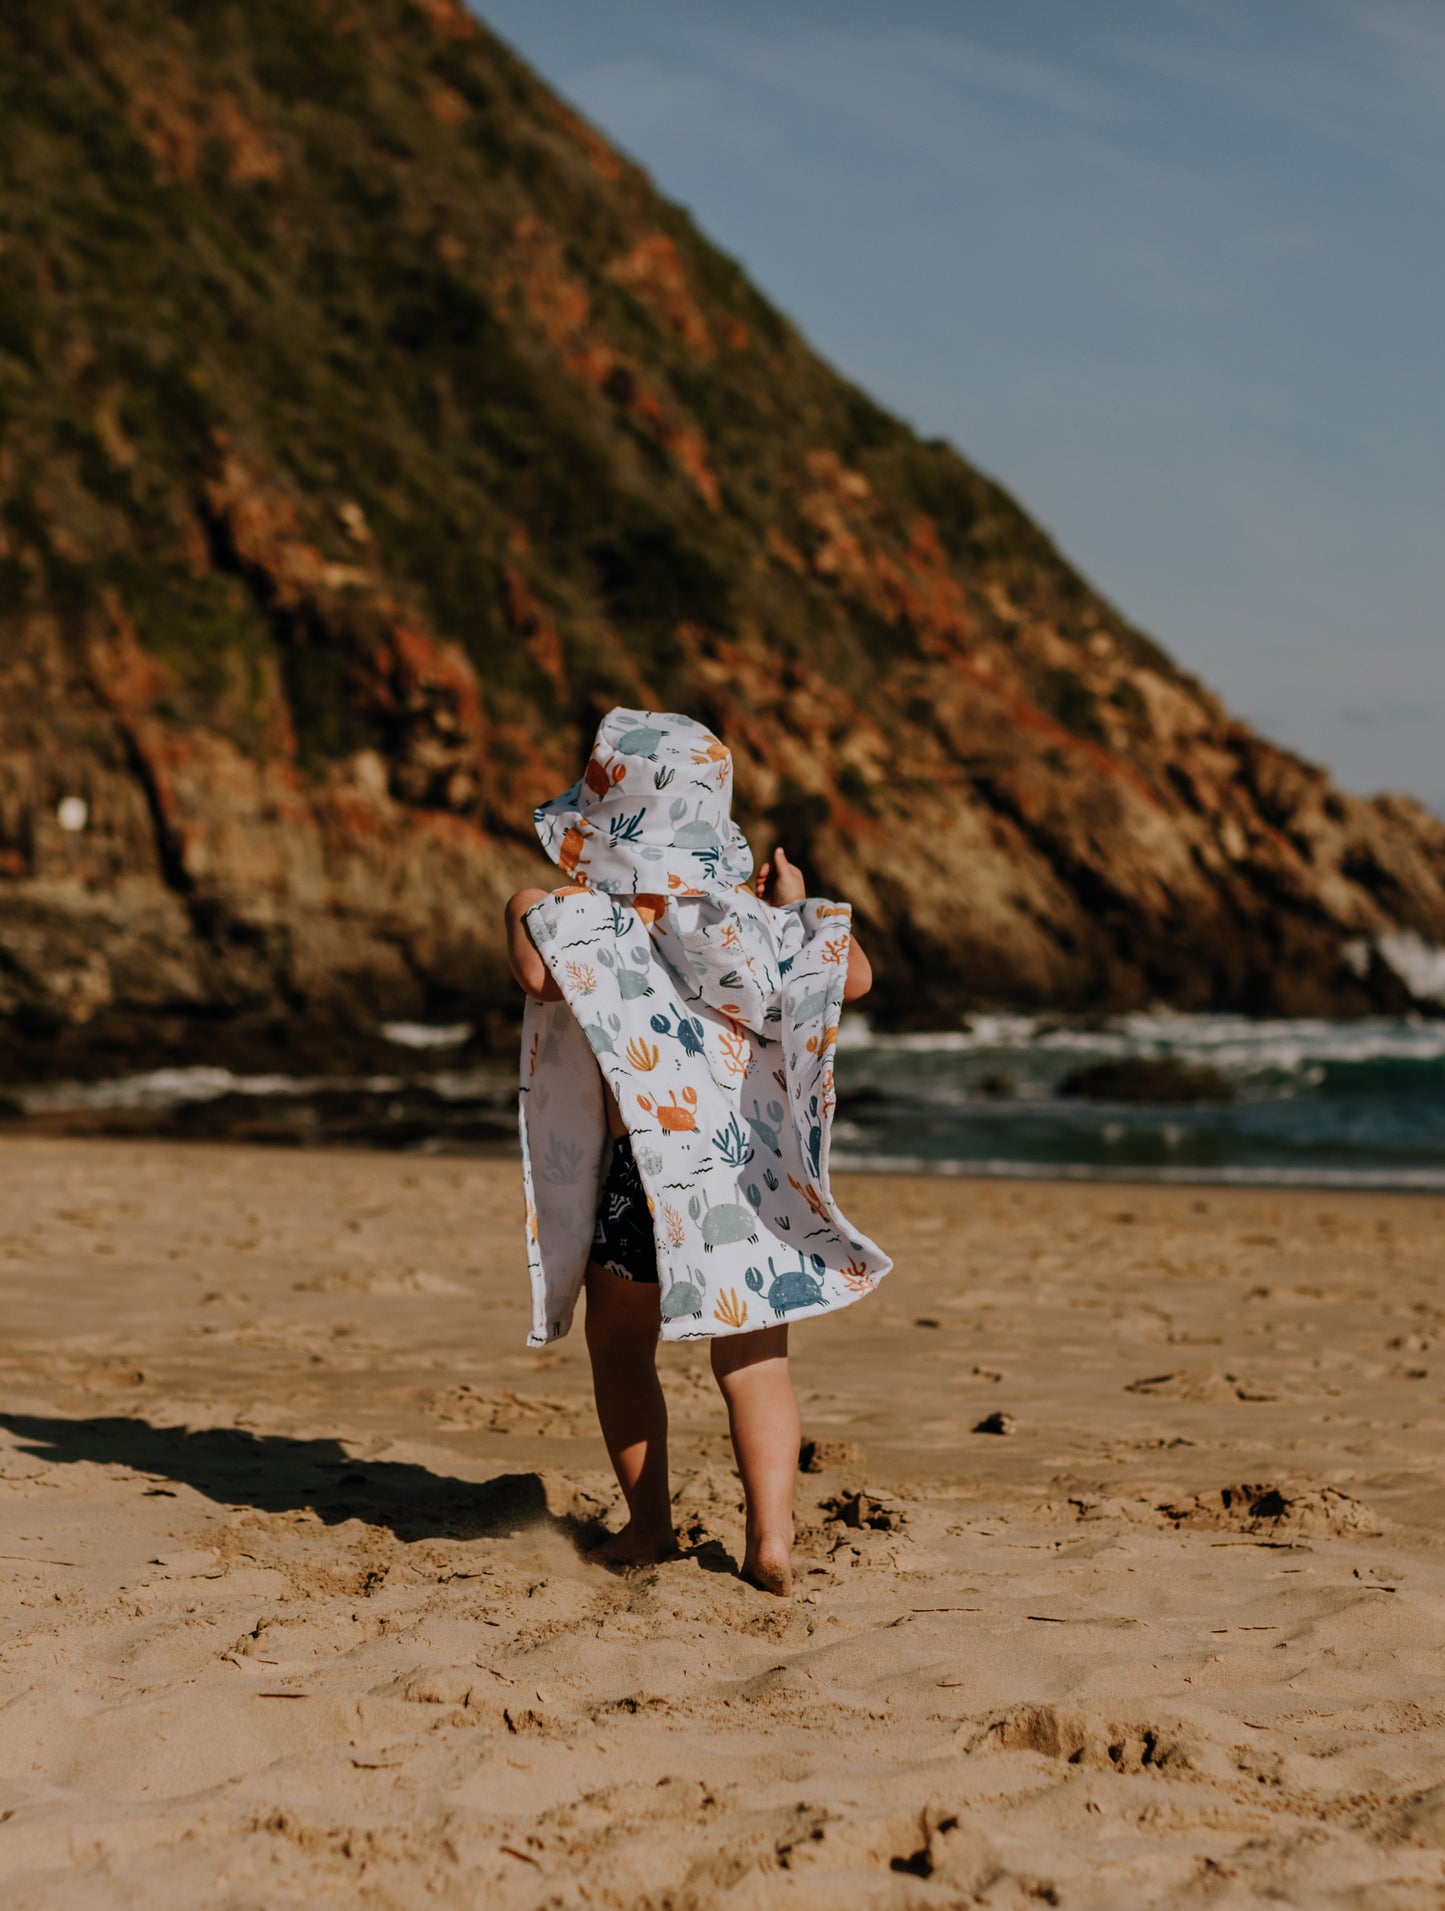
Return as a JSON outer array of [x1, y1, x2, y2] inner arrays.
[[1, 1136, 1444, 1907]]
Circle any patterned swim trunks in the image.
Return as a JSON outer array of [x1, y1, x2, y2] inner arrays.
[[592, 1134, 659, 1284]]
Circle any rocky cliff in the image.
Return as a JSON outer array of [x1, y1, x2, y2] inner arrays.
[[2, 0, 1443, 1078]]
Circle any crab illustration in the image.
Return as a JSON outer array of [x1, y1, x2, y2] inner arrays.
[[688, 1187, 759, 1251], [668, 797, 722, 852], [650, 1010, 706, 1057], [637, 1087, 698, 1132], [690, 735, 730, 766], [584, 752, 628, 797], [617, 724, 664, 758], [745, 1251, 827, 1317], [557, 817, 594, 878], [786, 980, 831, 1024], [745, 1099, 786, 1155], [582, 1011, 622, 1056], [661, 1265, 707, 1321], [597, 944, 653, 999]]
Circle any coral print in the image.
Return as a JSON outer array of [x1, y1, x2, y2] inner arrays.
[[517, 707, 891, 1347]]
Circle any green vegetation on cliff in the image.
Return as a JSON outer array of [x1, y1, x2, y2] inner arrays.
[[1, 0, 1442, 1051]]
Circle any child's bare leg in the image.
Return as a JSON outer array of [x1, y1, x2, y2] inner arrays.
[[711, 1325, 799, 1596], [583, 1261, 675, 1562]]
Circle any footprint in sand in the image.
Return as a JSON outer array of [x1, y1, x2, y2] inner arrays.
[[421, 1385, 585, 1436], [1126, 1367, 1283, 1403]]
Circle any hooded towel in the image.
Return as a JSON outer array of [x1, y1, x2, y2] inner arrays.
[[518, 708, 891, 1345]]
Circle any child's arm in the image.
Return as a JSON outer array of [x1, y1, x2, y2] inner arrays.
[[755, 846, 872, 1002], [841, 936, 872, 1003], [504, 888, 564, 1001]]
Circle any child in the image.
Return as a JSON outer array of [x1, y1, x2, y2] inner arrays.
[[505, 709, 890, 1596]]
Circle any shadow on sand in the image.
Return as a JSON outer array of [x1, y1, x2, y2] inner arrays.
[[0, 1412, 605, 1550]]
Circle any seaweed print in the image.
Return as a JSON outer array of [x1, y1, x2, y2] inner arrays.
[[718, 1020, 751, 1078], [712, 1112, 754, 1169], [565, 959, 597, 994], [625, 1037, 660, 1071], [541, 1135, 585, 1184], [787, 1172, 830, 1222], [802, 1094, 823, 1179], [607, 807, 646, 844], [713, 1287, 748, 1330], [660, 1203, 687, 1249], [839, 1253, 876, 1295], [821, 936, 849, 966]]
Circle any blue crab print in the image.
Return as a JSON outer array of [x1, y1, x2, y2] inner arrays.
[[745, 1252, 827, 1317], [689, 1189, 759, 1252], [668, 797, 722, 852], [660, 1265, 707, 1321], [746, 1099, 786, 1156], [650, 1010, 706, 1057], [598, 945, 653, 999], [617, 724, 664, 758]]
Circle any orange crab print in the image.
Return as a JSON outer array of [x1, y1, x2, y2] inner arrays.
[[636, 1086, 699, 1132], [689, 735, 730, 767], [584, 752, 627, 797], [558, 817, 593, 878]]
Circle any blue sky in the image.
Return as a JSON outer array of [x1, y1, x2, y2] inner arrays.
[[477, 0, 1444, 814]]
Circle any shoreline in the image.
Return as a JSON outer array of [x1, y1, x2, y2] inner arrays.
[[5, 1115, 1445, 1197]]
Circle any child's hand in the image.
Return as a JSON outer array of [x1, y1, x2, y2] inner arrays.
[[504, 888, 564, 1000], [755, 845, 807, 907]]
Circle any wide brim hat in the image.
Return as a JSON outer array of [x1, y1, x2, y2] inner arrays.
[[534, 707, 754, 895]]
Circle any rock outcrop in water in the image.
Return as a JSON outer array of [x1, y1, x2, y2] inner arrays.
[[2, 0, 1443, 1076]]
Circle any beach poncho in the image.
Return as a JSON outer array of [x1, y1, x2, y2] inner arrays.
[[519, 708, 891, 1345]]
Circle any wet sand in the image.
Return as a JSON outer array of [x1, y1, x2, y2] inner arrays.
[[2, 1136, 1444, 1908]]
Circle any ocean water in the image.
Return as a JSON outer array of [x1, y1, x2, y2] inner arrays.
[[13, 1013, 1445, 1192], [831, 1013, 1445, 1192]]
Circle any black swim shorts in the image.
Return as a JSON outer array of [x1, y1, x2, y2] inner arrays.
[[592, 1134, 659, 1284]]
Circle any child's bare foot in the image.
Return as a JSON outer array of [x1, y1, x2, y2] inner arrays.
[[741, 1540, 793, 1598], [586, 1521, 678, 1568]]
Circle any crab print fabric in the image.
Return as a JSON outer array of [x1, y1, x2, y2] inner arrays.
[[518, 709, 891, 1346]]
